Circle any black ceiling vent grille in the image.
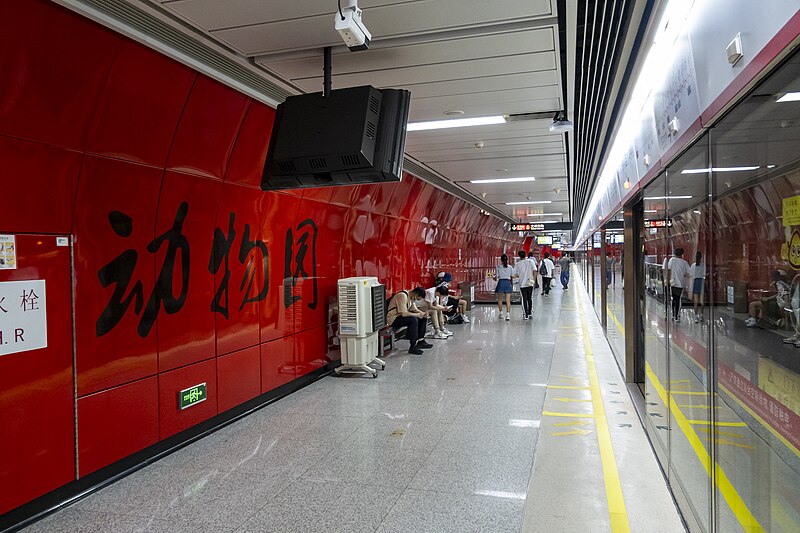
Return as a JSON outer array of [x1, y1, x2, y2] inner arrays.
[[369, 95, 381, 115], [366, 121, 377, 139], [278, 160, 296, 173], [309, 157, 327, 170], [341, 154, 360, 167], [570, 0, 655, 226]]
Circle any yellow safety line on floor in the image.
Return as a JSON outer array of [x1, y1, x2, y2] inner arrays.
[[542, 411, 595, 418], [646, 363, 764, 533], [577, 296, 630, 533], [609, 305, 765, 532], [669, 391, 710, 396], [686, 420, 747, 427], [547, 385, 590, 390]]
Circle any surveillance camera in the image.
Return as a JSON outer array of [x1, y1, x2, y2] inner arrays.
[[549, 111, 573, 133], [335, 0, 371, 51]]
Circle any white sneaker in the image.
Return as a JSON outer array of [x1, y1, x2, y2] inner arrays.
[[442, 329, 454, 336], [783, 335, 798, 344], [433, 331, 448, 340], [462, 316, 470, 323], [505, 314, 511, 321], [523, 315, 530, 320], [745, 317, 757, 327], [694, 316, 700, 323]]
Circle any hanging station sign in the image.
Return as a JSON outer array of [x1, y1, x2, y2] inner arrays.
[[644, 219, 672, 228]]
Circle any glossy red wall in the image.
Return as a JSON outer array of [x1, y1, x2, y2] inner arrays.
[[0, 0, 522, 515]]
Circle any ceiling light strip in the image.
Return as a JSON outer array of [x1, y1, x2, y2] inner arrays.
[[406, 115, 506, 132]]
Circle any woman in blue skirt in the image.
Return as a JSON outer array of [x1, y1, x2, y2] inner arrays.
[[494, 254, 514, 320]]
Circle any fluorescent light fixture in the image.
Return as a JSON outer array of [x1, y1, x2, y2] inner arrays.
[[681, 166, 759, 174], [474, 490, 528, 500], [777, 92, 800, 103], [767, 164, 776, 169], [470, 177, 535, 184], [406, 115, 506, 132], [506, 200, 552, 205], [643, 196, 692, 200], [644, 210, 658, 213], [527, 212, 563, 216]]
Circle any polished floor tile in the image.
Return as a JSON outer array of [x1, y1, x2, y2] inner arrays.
[[376, 489, 525, 533], [20, 287, 684, 533]]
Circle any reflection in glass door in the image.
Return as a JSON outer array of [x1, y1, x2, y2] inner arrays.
[[666, 136, 713, 532]]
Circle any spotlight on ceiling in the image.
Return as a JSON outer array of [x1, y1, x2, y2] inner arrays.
[[549, 111, 573, 134]]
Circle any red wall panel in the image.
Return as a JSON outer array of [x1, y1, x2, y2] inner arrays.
[[217, 346, 261, 413], [0, 137, 82, 234], [226, 101, 276, 188], [86, 41, 196, 167], [0, 1, 119, 150], [167, 76, 249, 180], [73, 156, 162, 395], [156, 171, 221, 372], [294, 326, 331, 378], [261, 336, 295, 392], [158, 358, 218, 439], [78, 377, 159, 477], [213, 182, 264, 355]]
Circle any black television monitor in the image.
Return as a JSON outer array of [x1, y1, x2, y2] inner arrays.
[[262, 85, 411, 190]]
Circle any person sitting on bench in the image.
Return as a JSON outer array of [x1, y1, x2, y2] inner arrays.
[[387, 287, 433, 355], [435, 272, 471, 323], [420, 285, 454, 339]]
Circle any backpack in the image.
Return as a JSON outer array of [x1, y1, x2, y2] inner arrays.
[[539, 260, 548, 276], [448, 314, 464, 325]]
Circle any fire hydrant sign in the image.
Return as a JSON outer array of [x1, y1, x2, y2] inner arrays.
[[0, 280, 47, 356]]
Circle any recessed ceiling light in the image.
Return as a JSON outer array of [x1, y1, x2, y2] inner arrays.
[[644, 209, 658, 213], [407, 115, 506, 132], [681, 166, 759, 174], [767, 164, 776, 169], [470, 177, 535, 184], [527, 213, 563, 216], [505, 200, 552, 205], [443, 109, 465, 116], [776, 92, 800, 102], [643, 196, 692, 200]]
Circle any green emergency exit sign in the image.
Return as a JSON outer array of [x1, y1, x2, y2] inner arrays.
[[178, 383, 207, 410]]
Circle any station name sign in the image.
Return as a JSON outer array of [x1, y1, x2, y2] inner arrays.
[[644, 219, 672, 228], [510, 222, 573, 232]]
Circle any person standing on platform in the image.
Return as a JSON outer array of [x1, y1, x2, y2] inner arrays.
[[666, 248, 691, 323], [514, 250, 535, 320], [386, 288, 433, 355], [690, 251, 706, 323], [494, 254, 514, 320], [528, 251, 539, 290], [540, 252, 555, 297], [559, 253, 571, 290]]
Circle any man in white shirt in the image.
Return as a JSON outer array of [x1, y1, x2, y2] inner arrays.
[[540, 252, 555, 296], [419, 285, 454, 339], [666, 247, 691, 323], [513, 250, 535, 319]]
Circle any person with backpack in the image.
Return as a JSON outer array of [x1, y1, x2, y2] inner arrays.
[[513, 250, 535, 320], [386, 287, 433, 355], [494, 254, 514, 320], [540, 252, 555, 296]]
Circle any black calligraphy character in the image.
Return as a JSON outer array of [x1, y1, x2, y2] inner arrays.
[[238, 223, 268, 311], [209, 213, 236, 319], [138, 202, 190, 337], [284, 218, 318, 310], [20, 290, 40, 312], [0, 296, 6, 313], [96, 211, 145, 337]]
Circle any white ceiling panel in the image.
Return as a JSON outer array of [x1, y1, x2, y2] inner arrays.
[[148, 0, 567, 222]]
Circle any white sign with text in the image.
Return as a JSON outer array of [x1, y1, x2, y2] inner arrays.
[[0, 279, 47, 356]]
